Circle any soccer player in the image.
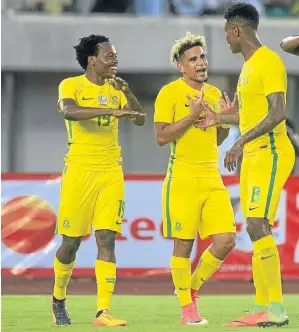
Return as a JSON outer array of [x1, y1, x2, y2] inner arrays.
[[52, 34, 145, 327], [154, 32, 236, 325], [195, 3, 295, 327], [280, 35, 299, 56]]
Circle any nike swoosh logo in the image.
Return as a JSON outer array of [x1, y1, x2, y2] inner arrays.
[[261, 254, 276, 260], [178, 287, 190, 291], [185, 103, 189, 107], [249, 207, 259, 211], [82, 97, 93, 100]]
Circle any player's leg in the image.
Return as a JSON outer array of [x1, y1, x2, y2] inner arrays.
[[240, 156, 269, 313], [52, 235, 81, 325], [163, 176, 208, 325], [254, 148, 295, 327], [192, 181, 236, 307], [227, 148, 294, 327], [92, 169, 127, 327], [52, 165, 97, 325], [224, 156, 268, 327]]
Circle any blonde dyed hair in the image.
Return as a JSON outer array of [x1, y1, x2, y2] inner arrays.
[[170, 32, 207, 64]]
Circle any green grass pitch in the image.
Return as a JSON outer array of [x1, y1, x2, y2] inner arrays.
[[2, 295, 299, 332]]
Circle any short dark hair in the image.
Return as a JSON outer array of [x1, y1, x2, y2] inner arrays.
[[74, 34, 110, 70], [224, 2, 259, 30]]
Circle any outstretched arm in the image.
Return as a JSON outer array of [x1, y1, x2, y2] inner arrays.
[[280, 35, 299, 56], [194, 92, 240, 128], [59, 99, 139, 121], [218, 112, 240, 125]]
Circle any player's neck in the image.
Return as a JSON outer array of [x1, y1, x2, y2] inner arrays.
[[85, 70, 106, 86], [182, 76, 204, 91], [241, 37, 263, 62]]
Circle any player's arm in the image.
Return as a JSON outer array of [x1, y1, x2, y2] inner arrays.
[[217, 127, 230, 146], [280, 35, 299, 56], [155, 117, 197, 146], [122, 90, 145, 126], [154, 88, 205, 146], [194, 92, 239, 128], [109, 77, 145, 126], [217, 112, 240, 125], [58, 78, 139, 121], [59, 99, 139, 121], [59, 99, 117, 120], [236, 92, 286, 146]]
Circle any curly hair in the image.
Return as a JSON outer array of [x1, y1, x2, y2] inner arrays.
[[170, 32, 207, 64], [224, 2, 259, 30], [73, 34, 110, 70]]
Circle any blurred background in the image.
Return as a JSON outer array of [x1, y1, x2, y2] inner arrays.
[[2, 0, 299, 174], [1, 0, 299, 296]]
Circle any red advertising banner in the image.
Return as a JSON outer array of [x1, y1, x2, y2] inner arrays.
[[1, 174, 299, 279]]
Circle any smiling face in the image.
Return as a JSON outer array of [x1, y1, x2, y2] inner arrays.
[[177, 45, 208, 83], [89, 42, 118, 78]]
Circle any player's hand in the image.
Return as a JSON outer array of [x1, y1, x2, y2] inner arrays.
[[108, 77, 129, 93], [224, 140, 244, 172], [193, 103, 220, 128], [186, 89, 205, 121], [220, 92, 238, 113], [112, 109, 145, 121]]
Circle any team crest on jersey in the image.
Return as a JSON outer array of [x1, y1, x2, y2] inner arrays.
[[111, 96, 119, 105], [98, 96, 109, 104], [175, 222, 182, 232]]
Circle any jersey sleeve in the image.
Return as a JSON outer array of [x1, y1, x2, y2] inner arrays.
[[261, 56, 287, 96], [120, 91, 128, 109], [154, 86, 175, 123], [57, 78, 77, 112]]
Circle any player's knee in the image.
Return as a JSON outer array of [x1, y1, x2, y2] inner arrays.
[[96, 230, 116, 248], [173, 238, 194, 258], [212, 233, 236, 257], [246, 218, 271, 242], [61, 236, 81, 256], [95, 230, 116, 260], [221, 233, 236, 252]]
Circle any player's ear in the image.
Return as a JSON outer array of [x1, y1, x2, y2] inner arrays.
[[177, 62, 185, 74], [232, 26, 240, 37], [88, 56, 96, 66]]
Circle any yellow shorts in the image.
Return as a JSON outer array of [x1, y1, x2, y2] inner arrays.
[[240, 145, 295, 224], [162, 175, 236, 240], [57, 164, 125, 237]]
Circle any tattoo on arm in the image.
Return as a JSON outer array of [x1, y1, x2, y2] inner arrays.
[[123, 89, 144, 114], [219, 112, 240, 125], [123, 89, 145, 126], [238, 92, 286, 145]]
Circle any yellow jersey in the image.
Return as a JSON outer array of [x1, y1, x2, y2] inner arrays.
[[154, 78, 224, 178], [57, 74, 127, 171], [237, 45, 289, 155]]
